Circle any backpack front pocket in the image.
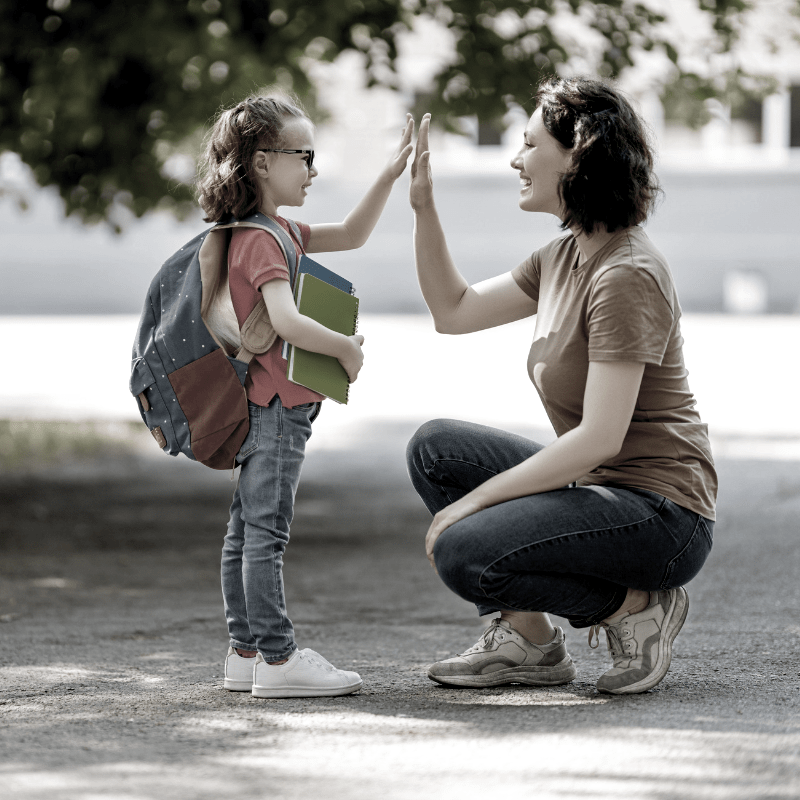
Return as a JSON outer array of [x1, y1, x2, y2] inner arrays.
[[130, 357, 172, 452]]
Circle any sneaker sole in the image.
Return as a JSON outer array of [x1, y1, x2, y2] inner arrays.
[[251, 679, 363, 698], [224, 678, 253, 692], [427, 656, 577, 688], [598, 587, 689, 696]]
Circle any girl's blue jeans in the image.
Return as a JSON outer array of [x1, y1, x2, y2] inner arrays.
[[221, 397, 320, 662], [406, 418, 714, 628]]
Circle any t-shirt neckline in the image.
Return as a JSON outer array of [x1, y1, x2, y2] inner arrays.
[[570, 227, 637, 274]]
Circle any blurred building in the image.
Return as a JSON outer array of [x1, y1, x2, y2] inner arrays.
[[307, 7, 800, 315], [1, 3, 799, 316], [312, 9, 800, 178]]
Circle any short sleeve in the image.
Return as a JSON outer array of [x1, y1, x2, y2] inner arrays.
[[511, 249, 542, 303], [587, 266, 674, 364], [293, 220, 311, 251], [229, 228, 291, 292]]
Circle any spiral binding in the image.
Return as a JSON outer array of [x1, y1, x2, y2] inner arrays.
[[346, 296, 360, 403]]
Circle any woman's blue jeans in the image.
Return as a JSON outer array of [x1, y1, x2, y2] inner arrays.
[[221, 397, 320, 661], [406, 418, 713, 628]]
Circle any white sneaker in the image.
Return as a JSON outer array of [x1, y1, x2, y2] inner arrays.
[[252, 648, 363, 698], [224, 646, 257, 691]]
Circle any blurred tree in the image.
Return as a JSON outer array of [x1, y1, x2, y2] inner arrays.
[[0, 0, 770, 228]]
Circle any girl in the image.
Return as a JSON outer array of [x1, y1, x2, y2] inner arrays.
[[406, 78, 716, 695], [196, 94, 413, 698]]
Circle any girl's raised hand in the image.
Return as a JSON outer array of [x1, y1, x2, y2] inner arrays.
[[409, 113, 433, 212], [382, 114, 415, 182]]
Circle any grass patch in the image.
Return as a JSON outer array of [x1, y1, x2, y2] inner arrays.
[[0, 419, 145, 471]]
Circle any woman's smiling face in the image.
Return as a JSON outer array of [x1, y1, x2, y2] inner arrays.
[[511, 106, 572, 219]]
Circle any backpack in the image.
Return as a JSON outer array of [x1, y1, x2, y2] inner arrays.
[[129, 212, 303, 470]]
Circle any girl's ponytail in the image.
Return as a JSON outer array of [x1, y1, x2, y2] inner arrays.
[[197, 94, 309, 223]]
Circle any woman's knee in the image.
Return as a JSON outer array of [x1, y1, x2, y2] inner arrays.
[[433, 527, 483, 600], [405, 418, 460, 475]]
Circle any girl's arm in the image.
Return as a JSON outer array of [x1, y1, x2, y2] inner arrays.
[[410, 114, 537, 334], [261, 279, 364, 382], [424, 360, 646, 566], [307, 116, 414, 253]]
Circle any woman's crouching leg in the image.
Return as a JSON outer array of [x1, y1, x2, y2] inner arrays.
[[430, 496, 629, 626], [406, 418, 544, 518], [431, 512, 506, 616]]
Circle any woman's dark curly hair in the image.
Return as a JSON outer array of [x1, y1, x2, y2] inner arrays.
[[536, 77, 661, 234], [196, 94, 309, 223]]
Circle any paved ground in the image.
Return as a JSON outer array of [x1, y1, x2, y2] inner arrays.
[[1, 419, 799, 799]]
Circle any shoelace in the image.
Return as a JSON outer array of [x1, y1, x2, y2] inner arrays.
[[299, 650, 336, 672], [588, 622, 626, 660], [462, 619, 505, 655]]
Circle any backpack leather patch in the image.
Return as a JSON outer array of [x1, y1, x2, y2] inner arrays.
[[167, 348, 249, 468]]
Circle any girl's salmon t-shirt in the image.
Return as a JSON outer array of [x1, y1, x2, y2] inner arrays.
[[511, 226, 717, 521], [227, 217, 324, 409]]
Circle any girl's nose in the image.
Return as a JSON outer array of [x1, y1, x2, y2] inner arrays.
[[309, 163, 319, 178], [510, 151, 523, 170]]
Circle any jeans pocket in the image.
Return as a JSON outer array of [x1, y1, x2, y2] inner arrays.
[[289, 401, 321, 423], [237, 406, 261, 460], [660, 515, 714, 590]]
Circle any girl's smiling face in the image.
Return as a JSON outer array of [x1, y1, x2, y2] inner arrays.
[[511, 107, 572, 219], [256, 117, 318, 215]]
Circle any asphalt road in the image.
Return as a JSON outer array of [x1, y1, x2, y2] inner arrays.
[[1, 420, 799, 800]]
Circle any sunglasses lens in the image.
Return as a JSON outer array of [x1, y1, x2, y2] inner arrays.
[[307, 151, 314, 169]]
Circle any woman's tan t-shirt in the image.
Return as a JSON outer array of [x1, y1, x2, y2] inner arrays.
[[511, 226, 717, 520]]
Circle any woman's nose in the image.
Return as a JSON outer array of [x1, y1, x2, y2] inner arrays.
[[510, 151, 522, 170]]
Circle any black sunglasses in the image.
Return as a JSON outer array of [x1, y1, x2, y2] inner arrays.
[[258, 148, 314, 169]]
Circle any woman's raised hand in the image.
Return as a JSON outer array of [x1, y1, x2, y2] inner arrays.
[[409, 113, 434, 212], [381, 114, 415, 182]]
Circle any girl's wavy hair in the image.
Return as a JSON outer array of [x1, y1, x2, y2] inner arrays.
[[196, 94, 309, 223], [536, 77, 661, 235]]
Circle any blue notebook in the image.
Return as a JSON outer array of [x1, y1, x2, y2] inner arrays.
[[281, 256, 356, 359], [298, 255, 353, 295]]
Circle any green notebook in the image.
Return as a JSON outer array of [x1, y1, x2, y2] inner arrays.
[[286, 273, 360, 404]]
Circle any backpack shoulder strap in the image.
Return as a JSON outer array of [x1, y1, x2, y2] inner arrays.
[[216, 212, 300, 285], [210, 213, 303, 363], [285, 219, 305, 255]]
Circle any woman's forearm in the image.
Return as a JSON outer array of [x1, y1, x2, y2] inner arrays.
[[469, 426, 618, 511], [464, 361, 645, 511], [413, 206, 470, 331]]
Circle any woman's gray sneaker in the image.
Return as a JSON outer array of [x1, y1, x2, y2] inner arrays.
[[427, 619, 577, 687], [592, 587, 689, 695]]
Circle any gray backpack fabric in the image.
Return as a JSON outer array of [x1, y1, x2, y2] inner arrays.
[[130, 212, 302, 469]]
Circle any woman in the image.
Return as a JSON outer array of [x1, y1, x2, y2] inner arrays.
[[406, 77, 717, 695]]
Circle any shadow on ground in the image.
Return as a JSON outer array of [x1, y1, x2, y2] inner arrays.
[[1, 420, 799, 800]]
